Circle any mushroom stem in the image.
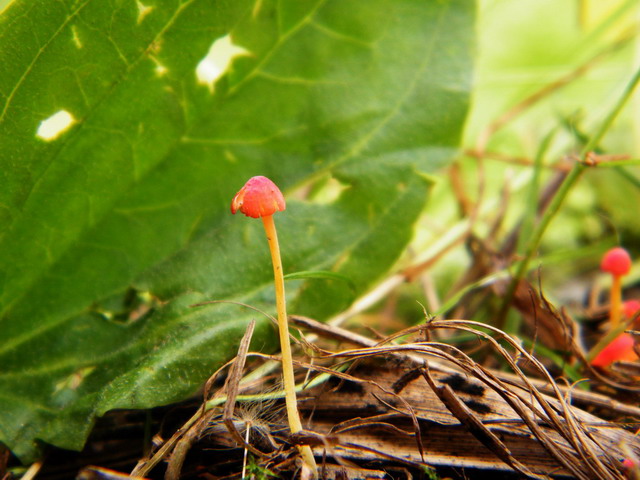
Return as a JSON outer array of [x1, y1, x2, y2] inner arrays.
[[261, 214, 317, 474], [600, 247, 631, 331], [610, 275, 622, 329]]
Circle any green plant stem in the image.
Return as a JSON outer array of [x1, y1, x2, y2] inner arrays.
[[594, 158, 640, 168], [261, 215, 317, 476], [498, 65, 640, 328], [499, 128, 557, 331], [613, 165, 640, 190]]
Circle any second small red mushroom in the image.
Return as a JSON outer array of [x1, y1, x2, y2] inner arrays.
[[591, 300, 640, 368], [600, 247, 632, 330]]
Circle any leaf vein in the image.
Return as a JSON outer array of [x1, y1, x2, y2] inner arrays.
[[335, 4, 450, 164], [0, 0, 92, 123], [226, 0, 328, 96]]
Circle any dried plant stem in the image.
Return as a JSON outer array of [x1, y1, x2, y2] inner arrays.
[[261, 215, 318, 476]]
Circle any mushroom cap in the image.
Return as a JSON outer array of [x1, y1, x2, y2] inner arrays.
[[600, 247, 632, 277], [231, 176, 286, 218], [590, 333, 637, 368], [624, 300, 640, 322]]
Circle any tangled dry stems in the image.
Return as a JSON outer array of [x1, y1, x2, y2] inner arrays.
[[133, 316, 639, 480]]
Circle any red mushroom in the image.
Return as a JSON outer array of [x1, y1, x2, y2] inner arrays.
[[622, 457, 638, 478], [591, 300, 640, 368], [590, 333, 637, 368], [601, 247, 632, 329], [624, 300, 640, 321], [231, 176, 317, 476], [231, 175, 285, 219]]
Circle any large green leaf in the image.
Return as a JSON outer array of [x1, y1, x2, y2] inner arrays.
[[0, 0, 475, 461]]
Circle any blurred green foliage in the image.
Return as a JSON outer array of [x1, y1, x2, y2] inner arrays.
[[416, 0, 640, 307]]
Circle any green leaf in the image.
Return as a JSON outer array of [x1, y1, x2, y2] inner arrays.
[[0, 0, 475, 461], [285, 269, 356, 296]]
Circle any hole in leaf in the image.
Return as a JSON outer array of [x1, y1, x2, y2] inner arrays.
[[36, 109, 76, 141], [150, 56, 168, 76], [52, 366, 97, 407], [54, 366, 96, 393], [136, 0, 154, 24], [90, 288, 160, 325], [71, 25, 82, 48], [155, 63, 168, 76], [303, 176, 350, 205], [195, 34, 250, 92]]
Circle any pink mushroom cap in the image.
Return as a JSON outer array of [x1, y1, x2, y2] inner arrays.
[[590, 334, 637, 368], [231, 176, 286, 219], [623, 300, 640, 322], [600, 247, 631, 277]]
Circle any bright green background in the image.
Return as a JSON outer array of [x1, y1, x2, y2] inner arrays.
[[0, 0, 474, 460], [417, 0, 640, 304]]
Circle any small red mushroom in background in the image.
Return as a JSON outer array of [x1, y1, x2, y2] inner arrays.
[[623, 457, 639, 480], [624, 300, 640, 321], [590, 333, 637, 368], [588, 248, 637, 369], [601, 247, 632, 329], [591, 300, 640, 369]]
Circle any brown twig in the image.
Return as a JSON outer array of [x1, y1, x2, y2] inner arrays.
[[421, 365, 544, 479]]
